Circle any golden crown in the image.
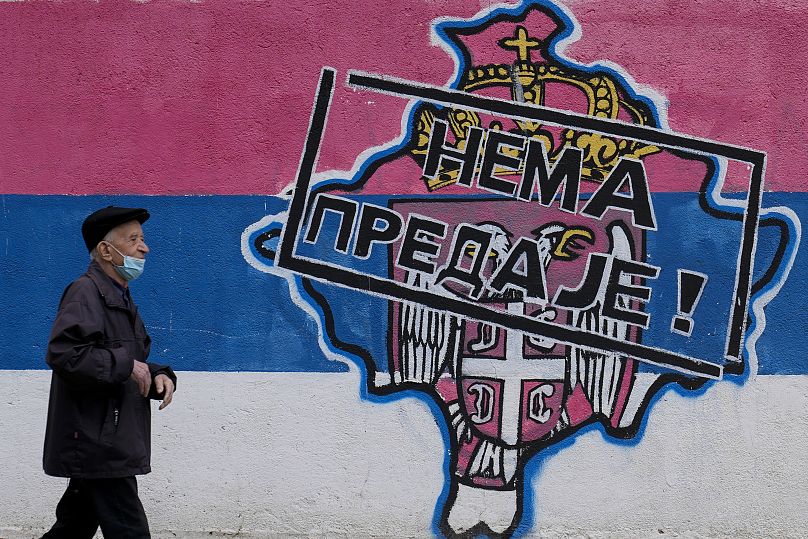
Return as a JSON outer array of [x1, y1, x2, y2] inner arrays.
[[411, 25, 660, 191]]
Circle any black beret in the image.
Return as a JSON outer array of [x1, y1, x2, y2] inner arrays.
[[82, 206, 150, 252]]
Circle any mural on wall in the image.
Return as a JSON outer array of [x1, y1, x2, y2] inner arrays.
[[242, 1, 799, 536]]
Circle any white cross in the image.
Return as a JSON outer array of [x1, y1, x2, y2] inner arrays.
[[460, 303, 566, 445]]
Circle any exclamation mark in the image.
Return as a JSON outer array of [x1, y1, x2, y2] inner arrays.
[[671, 270, 708, 337]]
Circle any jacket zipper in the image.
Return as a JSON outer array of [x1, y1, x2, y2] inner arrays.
[[113, 407, 119, 427]]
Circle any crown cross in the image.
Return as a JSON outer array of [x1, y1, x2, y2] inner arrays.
[[500, 26, 541, 62]]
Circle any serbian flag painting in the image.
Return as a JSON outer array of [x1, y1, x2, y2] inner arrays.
[[0, 1, 806, 538]]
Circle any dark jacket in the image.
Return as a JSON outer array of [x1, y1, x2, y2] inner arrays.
[[43, 261, 177, 478]]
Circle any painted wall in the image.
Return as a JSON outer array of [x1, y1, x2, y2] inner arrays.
[[0, 1, 806, 537]]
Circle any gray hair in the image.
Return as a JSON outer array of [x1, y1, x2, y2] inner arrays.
[[89, 229, 119, 261]]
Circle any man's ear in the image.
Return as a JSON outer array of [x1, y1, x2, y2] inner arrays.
[[97, 241, 113, 262]]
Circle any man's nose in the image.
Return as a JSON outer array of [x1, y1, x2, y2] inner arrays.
[[139, 240, 150, 254]]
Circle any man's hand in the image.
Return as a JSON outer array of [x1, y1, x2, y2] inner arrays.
[[154, 374, 174, 410], [130, 360, 151, 397]]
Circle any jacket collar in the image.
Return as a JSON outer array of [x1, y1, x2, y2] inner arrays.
[[86, 260, 133, 310]]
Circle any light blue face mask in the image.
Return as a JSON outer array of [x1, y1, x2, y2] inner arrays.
[[104, 242, 145, 281]]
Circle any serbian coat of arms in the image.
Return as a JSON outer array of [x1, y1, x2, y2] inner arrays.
[[242, 1, 794, 536]]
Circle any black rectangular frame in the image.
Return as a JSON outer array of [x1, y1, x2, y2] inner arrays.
[[276, 67, 767, 380]]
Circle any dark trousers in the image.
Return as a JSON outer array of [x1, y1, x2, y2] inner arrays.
[[42, 476, 150, 539]]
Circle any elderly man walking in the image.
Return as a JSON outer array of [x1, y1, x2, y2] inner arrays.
[[41, 206, 177, 539]]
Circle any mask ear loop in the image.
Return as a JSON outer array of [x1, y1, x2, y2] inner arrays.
[[103, 241, 118, 255], [102, 241, 125, 261]]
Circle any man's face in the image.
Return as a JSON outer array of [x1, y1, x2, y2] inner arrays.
[[101, 220, 149, 265]]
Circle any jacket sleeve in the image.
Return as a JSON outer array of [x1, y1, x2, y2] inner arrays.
[[147, 363, 178, 400], [45, 285, 134, 388], [136, 308, 175, 400]]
